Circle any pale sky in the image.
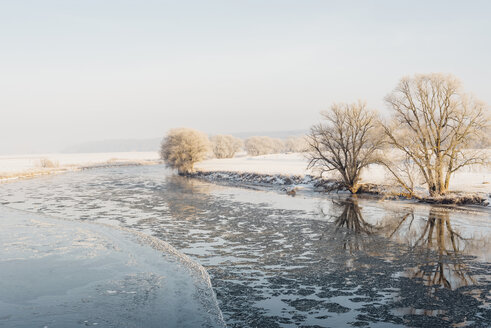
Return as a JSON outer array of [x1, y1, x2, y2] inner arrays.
[[1, 0, 490, 154]]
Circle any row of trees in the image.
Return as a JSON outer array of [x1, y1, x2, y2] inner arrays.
[[307, 73, 490, 197], [211, 135, 243, 159], [160, 133, 308, 174], [160, 131, 243, 174], [244, 136, 307, 155], [161, 73, 489, 197]]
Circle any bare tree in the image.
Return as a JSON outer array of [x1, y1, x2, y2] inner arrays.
[[160, 128, 210, 175], [244, 136, 284, 156], [211, 135, 243, 158], [383, 73, 490, 196], [306, 101, 384, 193]]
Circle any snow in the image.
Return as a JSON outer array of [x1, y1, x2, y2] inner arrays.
[[196, 152, 491, 194], [2, 150, 489, 195], [197, 153, 311, 176], [0, 152, 160, 181]]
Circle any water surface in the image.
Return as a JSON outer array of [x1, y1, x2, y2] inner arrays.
[[0, 165, 489, 327]]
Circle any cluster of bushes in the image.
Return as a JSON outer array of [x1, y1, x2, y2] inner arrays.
[[243, 136, 308, 155], [38, 158, 59, 168], [284, 136, 309, 153], [243, 136, 283, 156], [210, 135, 243, 159]]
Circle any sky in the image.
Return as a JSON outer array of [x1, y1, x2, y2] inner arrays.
[[1, 0, 490, 154]]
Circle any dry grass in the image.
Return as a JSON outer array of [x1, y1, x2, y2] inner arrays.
[[419, 193, 489, 206], [38, 158, 59, 168], [0, 168, 67, 182]]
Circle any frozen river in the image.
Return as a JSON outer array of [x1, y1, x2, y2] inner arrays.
[[0, 207, 224, 328], [0, 165, 490, 327]]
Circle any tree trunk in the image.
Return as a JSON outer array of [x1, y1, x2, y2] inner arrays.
[[428, 182, 438, 197], [435, 160, 446, 195], [348, 184, 360, 194]]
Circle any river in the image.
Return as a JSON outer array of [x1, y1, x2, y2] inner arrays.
[[0, 164, 489, 327]]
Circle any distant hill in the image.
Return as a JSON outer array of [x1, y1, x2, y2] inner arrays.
[[231, 129, 308, 139], [62, 130, 308, 153], [62, 138, 162, 153]]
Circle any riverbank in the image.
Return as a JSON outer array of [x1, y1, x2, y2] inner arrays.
[[0, 152, 161, 183], [194, 153, 491, 207]]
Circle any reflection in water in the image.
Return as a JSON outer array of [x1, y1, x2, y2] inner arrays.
[[391, 208, 476, 290], [325, 199, 490, 322], [332, 199, 379, 235], [0, 166, 489, 327], [164, 175, 211, 221], [380, 206, 490, 320], [334, 200, 481, 291], [328, 199, 380, 253]]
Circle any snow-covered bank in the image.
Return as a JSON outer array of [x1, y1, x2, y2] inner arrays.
[[0, 206, 225, 327], [0, 152, 160, 182], [197, 153, 311, 176], [195, 153, 491, 206], [196, 153, 491, 194]]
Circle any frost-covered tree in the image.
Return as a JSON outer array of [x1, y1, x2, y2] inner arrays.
[[244, 136, 284, 156], [211, 135, 243, 158], [383, 73, 490, 196], [307, 101, 384, 193], [284, 136, 309, 153], [271, 138, 285, 153], [160, 128, 210, 175]]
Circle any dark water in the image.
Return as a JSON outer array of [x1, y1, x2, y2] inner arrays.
[[0, 165, 490, 327]]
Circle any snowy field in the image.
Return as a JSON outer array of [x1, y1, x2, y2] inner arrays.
[[196, 152, 491, 194], [0, 152, 160, 181], [2, 151, 489, 195]]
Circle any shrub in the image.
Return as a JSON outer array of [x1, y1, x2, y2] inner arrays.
[[244, 136, 284, 156], [211, 135, 243, 158], [160, 128, 210, 175], [284, 136, 309, 153], [38, 158, 59, 168]]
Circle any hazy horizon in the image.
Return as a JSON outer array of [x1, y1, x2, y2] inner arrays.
[[1, 0, 490, 154]]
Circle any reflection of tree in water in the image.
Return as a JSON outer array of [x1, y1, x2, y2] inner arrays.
[[328, 200, 489, 323], [386, 208, 477, 291], [330, 199, 483, 291], [165, 174, 213, 196], [163, 175, 211, 221], [328, 199, 380, 253]]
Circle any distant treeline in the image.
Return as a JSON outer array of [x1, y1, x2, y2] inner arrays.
[[62, 129, 308, 153]]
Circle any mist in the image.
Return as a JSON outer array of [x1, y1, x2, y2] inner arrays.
[[1, 0, 490, 154]]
